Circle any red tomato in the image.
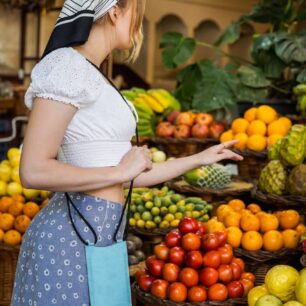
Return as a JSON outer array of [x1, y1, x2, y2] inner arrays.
[[165, 230, 182, 248], [231, 257, 245, 272], [146, 255, 156, 267], [230, 262, 242, 280], [218, 245, 233, 264], [215, 231, 228, 247], [202, 250, 221, 269], [162, 263, 180, 283], [135, 269, 147, 283], [179, 217, 199, 234], [187, 286, 207, 302], [147, 259, 165, 277], [240, 279, 254, 296], [196, 221, 207, 236], [202, 233, 220, 251], [185, 251, 203, 269], [227, 281, 244, 298], [167, 282, 187, 302], [241, 272, 255, 283], [179, 267, 199, 287], [182, 233, 201, 251], [138, 274, 155, 292], [199, 267, 218, 287], [207, 283, 228, 301], [169, 247, 186, 266], [150, 279, 169, 299], [154, 244, 169, 261], [218, 264, 233, 284]]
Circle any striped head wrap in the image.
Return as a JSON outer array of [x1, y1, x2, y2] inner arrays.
[[43, 0, 118, 58]]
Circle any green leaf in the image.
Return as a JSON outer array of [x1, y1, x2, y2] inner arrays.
[[214, 22, 241, 46], [237, 65, 271, 88], [159, 32, 183, 48], [235, 83, 268, 102], [297, 68, 306, 83]]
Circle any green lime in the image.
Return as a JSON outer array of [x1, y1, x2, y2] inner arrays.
[[145, 221, 156, 229], [142, 211, 152, 221], [129, 218, 136, 226], [192, 211, 201, 219], [175, 212, 184, 220], [160, 207, 168, 216], [206, 204, 213, 211], [194, 204, 204, 211], [135, 198, 144, 206], [177, 206, 185, 213], [159, 220, 170, 228], [145, 201, 154, 210], [176, 200, 186, 207], [154, 197, 162, 207], [164, 213, 175, 222], [154, 216, 162, 224], [137, 205, 146, 214], [170, 220, 180, 228], [130, 204, 137, 213], [134, 212, 141, 221], [202, 214, 210, 222], [168, 204, 177, 214], [185, 203, 195, 211], [136, 219, 145, 228], [185, 211, 192, 217], [151, 207, 160, 216]]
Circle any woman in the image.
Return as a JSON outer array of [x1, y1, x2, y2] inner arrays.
[[12, 0, 242, 305]]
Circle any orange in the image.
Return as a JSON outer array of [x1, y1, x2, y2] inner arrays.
[[247, 203, 262, 214], [262, 230, 283, 252], [0, 197, 14, 213], [224, 211, 242, 228], [247, 135, 266, 152], [241, 209, 253, 217], [232, 118, 249, 134], [216, 204, 234, 222], [273, 211, 283, 221], [3, 229, 22, 246], [240, 214, 260, 232], [12, 194, 26, 203], [267, 134, 283, 148], [247, 120, 267, 136], [241, 231, 263, 251], [14, 215, 31, 233], [206, 219, 226, 233], [256, 211, 267, 222], [220, 130, 234, 143], [8, 202, 24, 217], [282, 229, 299, 249], [278, 117, 292, 131], [260, 213, 279, 232], [0, 228, 4, 242], [279, 210, 300, 229], [233, 133, 248, 150], [0, 213, 15, 231], [226, 226, 243, 248], [228, 199, 245, 212], [267, 120, 287, 136], [256, 105, 278, 124], [23, 202, 40, 219], [296, 223, 306, 235], [244, 107, 258, 122]]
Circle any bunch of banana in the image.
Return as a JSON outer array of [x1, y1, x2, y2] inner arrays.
[[293, 83, 306, 116]]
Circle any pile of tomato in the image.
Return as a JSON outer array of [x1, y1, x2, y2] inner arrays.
[[136, 217, 255, 303]]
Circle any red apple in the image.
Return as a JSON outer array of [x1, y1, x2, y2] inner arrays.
[[199, 267, 218, 287], [218, 245, 233, 264], [179, 217, 199, 234], [138, 274, 155, 292], [202, 233, 220, 251], [215, 231, 228, 247], [218, 264, 233, 284], [209, 121, 226, 139], [230, 262, 242, 281], [150, 279, 169, 299], [195, 113, 214, 125], [174, 124, 191, 139], [167, 111, 180, 124], [191, 123, 210, 139], [156, 122, 175, 138], [196, 221, 207, 236], [227, 281, 244, 298], [169, 247, 186, 266], [185, 251, 203, 269], [165, 230, 182, 248], [176, 112, 194, 126], [147, 259, 165, 277]]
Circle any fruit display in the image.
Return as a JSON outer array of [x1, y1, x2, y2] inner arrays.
[[213, 200, 305, 252], [220, 105, 293, 152], [0, 195, 48, 246], [136, 217, 255, 303], [121, 88, 181, 136], [259, 125, 306, 196], [128, 187, 212, 230], [184, 164, 231, 189], [248, 266, 306, 305], [293, 83, 306, 116], [127, 234, 146, 266], [155, 111, 226, 139]]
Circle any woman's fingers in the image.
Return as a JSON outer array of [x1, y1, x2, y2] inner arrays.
[[221, 149, 243, 161], [217, 140, 239, 150]]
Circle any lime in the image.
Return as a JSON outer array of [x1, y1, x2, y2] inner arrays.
[[206, 204, 213, 211], [154, 197, 162, 207], [134, 212, 141, 221], [137, 205, 146, 214], [145, 221, 156, 229], [170, 220, 180, 228], [202, 214, 210, 222], [130, 204, 137, 213], [154, 216, 162, 224], [151, 207, 160, 216], [192, 211, 201, 219], [129, 218, 136, 226], [145, 201, 154, 210], [176, 200, 185, 207], [177, 206, 185, 213], [164, 213, 175, 222], [194, 204, 204, 211], [168, 205, 177, 214], [160, 207, 168, 216], [159, 220, 170, 228], [136, 219, 145, 228], [142, 211, 153, 221], [185, 203, 195, 211], [175, 212, 183, 220], [135, 198, 144, 206], [185, 211, 192, 217]]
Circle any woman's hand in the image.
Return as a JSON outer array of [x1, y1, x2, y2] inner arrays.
[[118, 146, 153, 182], [194, 140, 243, 167]]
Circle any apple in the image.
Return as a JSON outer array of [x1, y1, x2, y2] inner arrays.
[[167, 111, 181, 124], [169, 247, 186, 266], [196, 221, 207, 236], [152, 151, 167, 163], [156, 122, 175, 138], [176, 112, 194, 126], [195, 113, 214, 126], [191, 123, 210, 139], [138, 274, 155, 292], [165, 230, 182, 248], [147, 259, 165, 277], [174, 125, 191, 139], [185, 251, 203, 269], [209, 122, 226, 140], [179, 217, 199, 234]]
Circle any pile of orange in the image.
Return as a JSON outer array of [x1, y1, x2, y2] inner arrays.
[[220, 105, 292, 152], [207, 199, 305, 252], [0, 195, 48, 246]]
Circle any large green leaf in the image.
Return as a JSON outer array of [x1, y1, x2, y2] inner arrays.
[[237, 65, 271, 88], [214, 22, 241, 46], [297, 68, 306, 83], [160, 32, 196, 69], [235, 83, 269, 102]]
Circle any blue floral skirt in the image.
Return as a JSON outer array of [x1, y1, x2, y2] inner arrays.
[[11, 192, 125, 306]]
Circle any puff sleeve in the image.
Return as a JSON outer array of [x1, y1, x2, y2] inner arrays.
[[24, 48, 103, 110]]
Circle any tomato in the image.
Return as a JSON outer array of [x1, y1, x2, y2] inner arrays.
[[167, 282, 187, 302], [230, 262, 242, 280], [187, 286, 207, 302], [207, 283, 228, 301], [165, 230, 182, 248], [150, 279, 169, 299], [227, 281, 244, 298], [241, 272, 255, 283], [231, 257, 245, 272], [138, 274, 155, 292], [202, 250, 221, 269], [179, 267, 199, 287], [218, 245, 233, 264], [135, 269, 147, 283], [146, 255, 156, 267], [215, 231, 228, 247], [218, 264, 233, 284], [240, 279, 254, 296], [154, 244, 169, 261], [199, 267, 218, 287], [169, 246, 186, 266], [147, 259, 165, 277], [185, 251, 203, 269], [196, 221, 207, 236], [179, 217, 199, 234], [202, 233, 219, 251], [162, 263, 180, 283], [182, 233, 201, 251]]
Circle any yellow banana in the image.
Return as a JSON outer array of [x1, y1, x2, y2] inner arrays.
[[133, 97, 154, 115], [147, 90, 171, 109], [139, 93, 165, 113]]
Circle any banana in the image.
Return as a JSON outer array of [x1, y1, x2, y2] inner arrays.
[[154, 89, 181, 111], [133, 97, 155, 114], [131, 87, 146, 94], [121, 90, 138, 101], [293, 84, 306, 96], [147, 90, 171, 109], [139, 93, 165, 113]]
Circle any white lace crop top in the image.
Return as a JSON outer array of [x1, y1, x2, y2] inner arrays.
[[25, 47, 138, 168]]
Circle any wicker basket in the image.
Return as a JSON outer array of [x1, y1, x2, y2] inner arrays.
[[0, 243, 20, 306], [130, 226, 174, 237]]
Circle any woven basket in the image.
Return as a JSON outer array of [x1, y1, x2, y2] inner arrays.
[[130, 226, 174, 237], [0, 243, 20, 306]]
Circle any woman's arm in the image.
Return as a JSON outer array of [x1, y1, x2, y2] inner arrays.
[[131, 141, 243, 187], [20, 98, 152, 192]]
